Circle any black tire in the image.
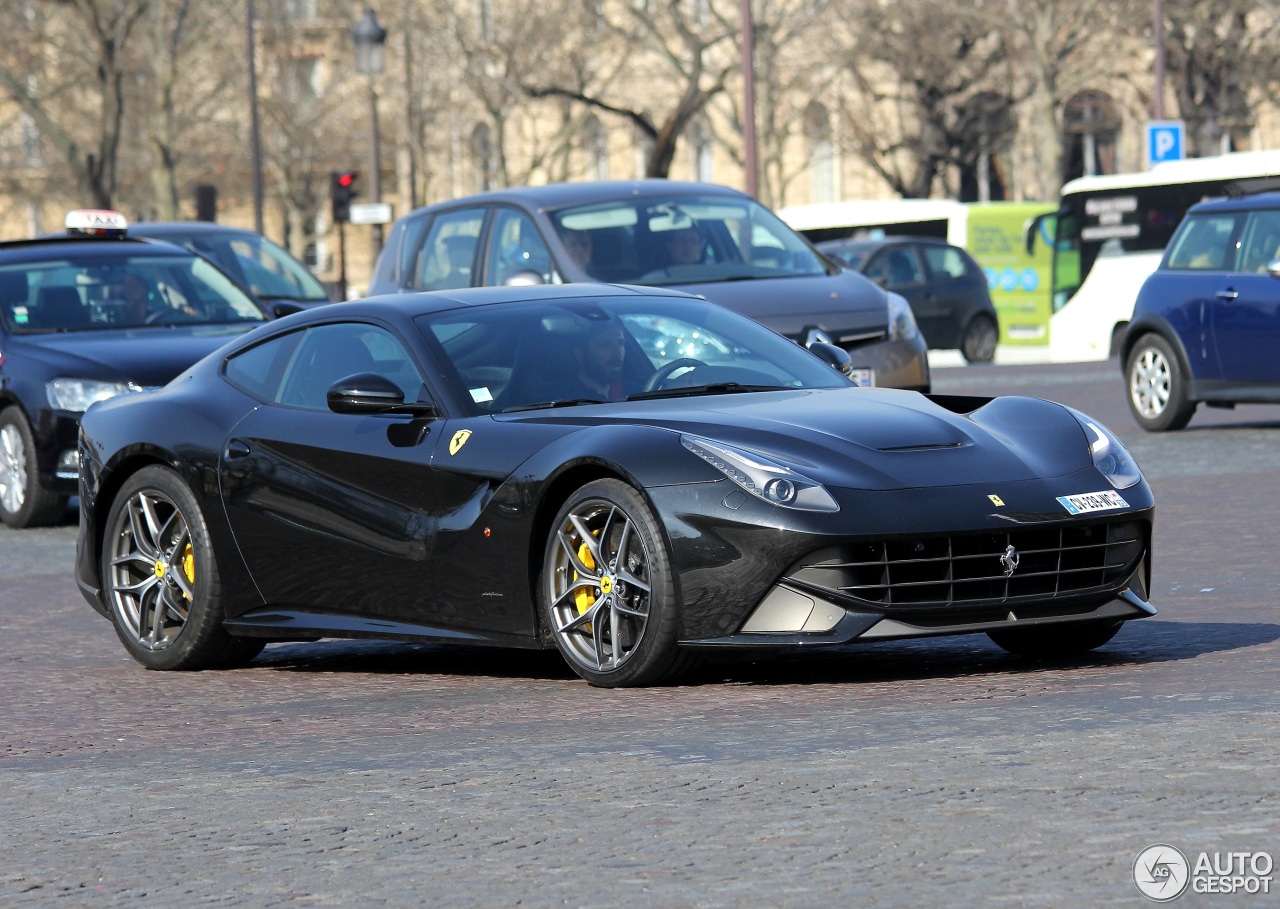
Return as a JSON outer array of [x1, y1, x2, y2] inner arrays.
[[960, 314, 998, 364], [988, 619, 1123, 659], [1125, 334, 1196, 432], [540, 479, 694, 687], [101, 465, 263, 670], [0, 406, 68, 529]]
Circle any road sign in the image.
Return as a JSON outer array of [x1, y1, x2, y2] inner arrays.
[[348, 202, 393, 225], [1146, 121, 1185, 167]]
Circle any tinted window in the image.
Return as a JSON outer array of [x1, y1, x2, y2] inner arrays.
[[0, 254, 266, 334], [411, 208, 484, 291], [1165, 213, 1243, 271], [224, 331, 303, 400], [864, 247, 923, 288], [276, 323, 425, 411]]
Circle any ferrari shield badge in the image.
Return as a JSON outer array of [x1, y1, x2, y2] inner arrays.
[[449, 429, 472, 456]]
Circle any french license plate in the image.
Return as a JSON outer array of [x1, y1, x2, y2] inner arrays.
[[1056, 490, 1129, 515], [850, 368, 875, 387]]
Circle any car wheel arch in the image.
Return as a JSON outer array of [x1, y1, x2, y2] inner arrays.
[[527, 460, 676, 644], [90, 452, 178, 561], [1121, 317, 1195, 388]]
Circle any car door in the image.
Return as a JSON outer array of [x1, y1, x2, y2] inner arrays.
[[866, 244, 940, 341], [1209, 207, 1280, 383], [919, 242, 985, 347], [218, 320, 454, 626], [1159, 210, 1245, 380]]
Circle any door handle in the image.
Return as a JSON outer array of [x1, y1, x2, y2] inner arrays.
[[225, 439, 251, 459], [1215, 289, 1239, 301]]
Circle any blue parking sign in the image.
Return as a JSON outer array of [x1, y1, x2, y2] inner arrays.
[[1146, 120, 1185, 167]]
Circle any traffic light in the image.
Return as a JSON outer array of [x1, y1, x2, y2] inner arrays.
[[330, 170, 359, 223]]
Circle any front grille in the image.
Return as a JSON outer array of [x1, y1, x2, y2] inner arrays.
[[786, 520, 1145, 610]]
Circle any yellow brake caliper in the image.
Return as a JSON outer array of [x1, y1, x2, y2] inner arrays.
[[181, 543, 195, 601], [574, 538, 597, 617]]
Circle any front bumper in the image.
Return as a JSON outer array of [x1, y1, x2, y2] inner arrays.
[[648, 474, 1155, 647]]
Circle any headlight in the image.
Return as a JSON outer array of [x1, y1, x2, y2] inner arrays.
[[46, 378, 141, 412], [681, 434, 839, 512], [886, 291, 920, 342], [1067, 408, 1142, 489]]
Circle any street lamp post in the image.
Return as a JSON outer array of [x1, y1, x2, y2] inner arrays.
[[352, 6, 388, 257]]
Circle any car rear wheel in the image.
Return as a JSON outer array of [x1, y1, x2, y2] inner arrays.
[[0, 407, 67, 529], [102, 465, 263, 670], [988, 619, 1123, 659], [960, 314, 998, 364], [541, 479, 694, 687], [1126, 334, 1196, 431]]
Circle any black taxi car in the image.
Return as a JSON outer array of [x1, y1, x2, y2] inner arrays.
[[0, 210, 273, 528]]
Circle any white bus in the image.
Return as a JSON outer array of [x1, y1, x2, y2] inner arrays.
[[1032, 149, 1280, 362]]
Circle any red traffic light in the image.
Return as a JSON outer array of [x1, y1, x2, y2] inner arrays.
[[337, 171, 357, 188]]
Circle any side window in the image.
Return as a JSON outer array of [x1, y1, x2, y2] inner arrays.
[[921, 245, 971, 280], [411, 208, 484, 291], [1166, 214, 1243, 271], [276, 323, 425, 411], [224, 331, 303, 401], [484, 208, 552, 285], [1236, 209, 1280, 273], [865, 247, 923, 288]]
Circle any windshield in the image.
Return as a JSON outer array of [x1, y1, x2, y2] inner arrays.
[[417, 293, 850, 415], [0, 254, 269, 334], [159, 231, 331, 303], [549, 194, 831, 285]]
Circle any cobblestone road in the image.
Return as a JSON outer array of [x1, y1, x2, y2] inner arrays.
[[2, 361, 1277, 908]]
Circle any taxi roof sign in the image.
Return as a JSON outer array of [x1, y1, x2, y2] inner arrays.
[[65, 209, 129, 236]]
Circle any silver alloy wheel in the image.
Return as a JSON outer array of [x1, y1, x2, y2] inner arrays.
[[107, 488, 196, 651], [0, 423, 26, 514], [1129, 345, 1172, 419], [546, 498, 652, 673]]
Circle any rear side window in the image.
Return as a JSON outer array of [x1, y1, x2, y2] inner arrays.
[[1165, 213, 1242, 271], [921, 245, 974, 280]]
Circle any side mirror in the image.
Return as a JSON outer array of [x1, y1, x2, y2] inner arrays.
[[327, 373, 437, 417], [1267, 259, 1280, 279], [503, 270, 546, 286], [271, 301, 304, 318], [808, 341, 855, 378]]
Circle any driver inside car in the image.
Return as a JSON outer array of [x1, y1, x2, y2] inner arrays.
[[567, 318, 628, 401]]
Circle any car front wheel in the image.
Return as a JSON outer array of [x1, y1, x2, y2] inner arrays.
[[541, 479, 694, 687], [988, 619, 1123, 659], [102, 465, 263, 670], [0, 406, 67, 528], [1126, 334, 1196, 431]]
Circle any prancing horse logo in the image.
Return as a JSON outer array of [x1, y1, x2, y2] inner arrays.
[[999, 544, 1020, 577], [449, 429, 472, 455]]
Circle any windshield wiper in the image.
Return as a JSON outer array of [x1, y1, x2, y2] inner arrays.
[[627, 383, 791, 401], [500, 397, 607, 413]]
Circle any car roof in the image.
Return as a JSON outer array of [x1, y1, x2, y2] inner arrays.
[[1188, 191, 1280, 214], [0, 236, 194, 263], [313, 283, 695, 320], [130, 222, 258, 238], [403, 180, 750, 215]]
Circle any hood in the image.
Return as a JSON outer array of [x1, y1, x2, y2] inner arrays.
[[671, 270, 889, 341], [510, 388, 1093, 491], [13, 324, 256, 387]]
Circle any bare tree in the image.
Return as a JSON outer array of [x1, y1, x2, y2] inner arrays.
[[827, 0, 1019, 198], [524, 0, 740, 179], [0, 0, 149, 212]]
